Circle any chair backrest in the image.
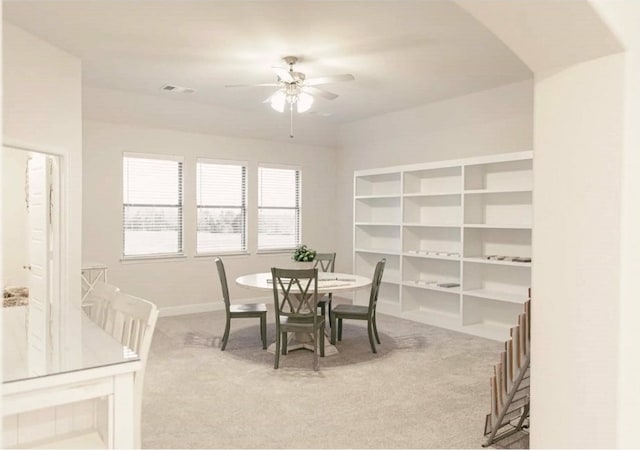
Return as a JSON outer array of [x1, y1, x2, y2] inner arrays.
[[313, 253, 336, 273], [271, 267, 319, 325], [83, 281, 120, 326], [101, 290, 159, 449], [102, 291, 159, 358], [367, 259, 386, 317], [215, 257, 231, 313]]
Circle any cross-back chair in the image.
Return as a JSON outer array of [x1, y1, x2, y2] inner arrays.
[[271, 267, 325, 370], [82, 281, 119, 325], [313, 252, 336, 323], [331, 258, 385, 353], [101, 290, 159, 448], [216, 257, 267, 350]]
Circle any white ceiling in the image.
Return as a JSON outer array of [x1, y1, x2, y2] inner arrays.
[[4, 0, 532, 144]]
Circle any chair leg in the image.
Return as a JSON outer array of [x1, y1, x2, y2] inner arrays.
[[338, 318, 343, 341], [260, 314, 267, 350], [372, 315, 381, 344], [313, 330, 319, 371], [274, 329, 280, 369], [367, 320, 377, 354], [221, 316, 231, 351], [331, 315, 337, 344], [282, 332, 288, 355], [319, 324, 325, 357], [327, 298, 333, 328]]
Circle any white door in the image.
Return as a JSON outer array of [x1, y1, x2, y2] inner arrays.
[[27, 153, 51, 371]]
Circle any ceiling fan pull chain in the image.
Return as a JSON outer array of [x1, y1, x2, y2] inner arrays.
[[289, 103, 294, 139]]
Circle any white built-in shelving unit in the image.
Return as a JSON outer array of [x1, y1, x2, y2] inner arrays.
[[353, 151, 532, 341]]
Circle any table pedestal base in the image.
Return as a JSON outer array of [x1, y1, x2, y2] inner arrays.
[[267, 332, 338, 356]]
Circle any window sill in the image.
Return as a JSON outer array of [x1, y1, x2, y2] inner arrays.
[[194, 251, 250, 258], [256, 249, 296, 255], [120, 254, 187, 264]]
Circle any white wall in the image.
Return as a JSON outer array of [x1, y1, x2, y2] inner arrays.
[[532, 53, 625, 448], [591, 3, 640, 447], [82, 118, 338, 312], [2, 21, 84, 447], [3, 22, 83, 343], [2, 147, 29, 288], [334, 79, 533, 272]]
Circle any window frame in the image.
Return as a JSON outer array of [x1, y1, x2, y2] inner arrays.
[[195, 158, 249, 256], [121, 152, 185, 260], [256, 163, 302, 253]]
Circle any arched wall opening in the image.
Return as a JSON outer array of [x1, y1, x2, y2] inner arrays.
[[455, 1, 640, 447]]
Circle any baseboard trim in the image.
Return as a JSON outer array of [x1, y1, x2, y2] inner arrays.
[[159, 296, 271, 317]]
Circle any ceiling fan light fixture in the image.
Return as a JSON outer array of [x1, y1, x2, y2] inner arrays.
[[296, 91, 314, 113], [270, 89, 286, 113]]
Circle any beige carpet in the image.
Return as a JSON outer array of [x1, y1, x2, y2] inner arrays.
[[141, 304, 511, 449]]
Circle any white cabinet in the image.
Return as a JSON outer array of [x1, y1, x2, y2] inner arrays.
[[353, 151, 532, 341]]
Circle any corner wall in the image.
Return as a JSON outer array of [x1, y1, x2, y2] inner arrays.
[[335, 79, 534, 272], [532, 53, 625, 447], [3, 22, 83, 330]]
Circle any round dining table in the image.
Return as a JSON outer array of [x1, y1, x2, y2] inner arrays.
[[236, 272, 371, 355]]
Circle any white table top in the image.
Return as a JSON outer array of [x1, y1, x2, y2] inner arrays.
[[236, 272, 371, 293], [3, 306, 139, 384]]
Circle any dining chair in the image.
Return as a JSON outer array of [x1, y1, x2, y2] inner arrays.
[[331, 258, 386, 353], [313, 252, 336, 324], [101, 290, 159, 449], [216, 257, 268, 351], [82, 281, 120, 326], [271, 267, 325, 370]]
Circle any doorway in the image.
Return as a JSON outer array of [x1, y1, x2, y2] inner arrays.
[[2, 145, 61, 362]]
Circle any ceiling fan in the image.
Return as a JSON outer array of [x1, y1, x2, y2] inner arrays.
[[225, 56, 354, 138]]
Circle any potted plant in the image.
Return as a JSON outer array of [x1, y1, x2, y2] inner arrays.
[[292, 244, 316, 263]]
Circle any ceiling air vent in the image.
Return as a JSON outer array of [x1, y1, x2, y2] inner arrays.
[[161, 84, 195, 94]]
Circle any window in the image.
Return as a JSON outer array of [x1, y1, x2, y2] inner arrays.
[[196, 160, 247, 254], [122, 154, 183, 257], [258, 166, 301, 250]]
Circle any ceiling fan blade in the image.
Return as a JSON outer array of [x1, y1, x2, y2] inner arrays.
[[304, 74, 355, 86], [224, 83, 279, 88], [271, 66, 294, 83], [304, 86, 339, 100]]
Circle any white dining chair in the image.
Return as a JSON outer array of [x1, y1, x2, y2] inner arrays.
[[82, 281, 120, 325], [101, 290, 159, 449]]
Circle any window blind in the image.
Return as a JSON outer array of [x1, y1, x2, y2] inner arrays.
[[258, 166, 301, 250], [196, 161, 247, 254], [123, 155, 183, 257]]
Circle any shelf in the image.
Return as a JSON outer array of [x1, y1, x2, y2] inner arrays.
[[464, 188, 532, 195], [355, 194, 401, 200], [463, 228, 531, 262], [404, 191, 461, 198], [404, 222, 461, 228], [404, 194, 461, 224], [464, 159, 533, 192], [355, 222, 401, 227], [464, 223, 531, 229], [404, 252, 460, 261], [354, 248, 401, 256], [355, 172, 401, 196], [404, 166, 462, 196], [24, 431, 106, 449], [462, 288, 528, 304], [463, 257, 531, 268], [403, 280, 461, 294], [355, 152, 532, 341], [355, 196, 401, 223]]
